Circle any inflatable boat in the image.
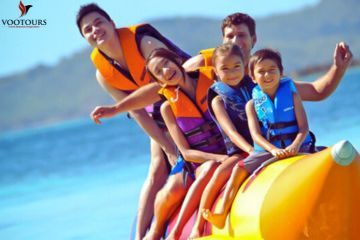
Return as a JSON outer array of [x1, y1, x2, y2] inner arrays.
[[131, 140, 360, 239], [170, 140, 359, 239]]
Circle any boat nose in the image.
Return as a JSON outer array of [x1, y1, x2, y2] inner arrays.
[[331, 140, 356, 166]]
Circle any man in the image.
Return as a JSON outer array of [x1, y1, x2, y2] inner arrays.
[[76, 4, 190, 240]]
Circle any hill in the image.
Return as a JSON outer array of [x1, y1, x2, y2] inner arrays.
[[0, 0, 359, 131], [256, 0, 360, 71]]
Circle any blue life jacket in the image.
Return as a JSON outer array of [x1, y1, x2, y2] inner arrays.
[[208, 75, 255, 155], [252, 78, 313, 151]]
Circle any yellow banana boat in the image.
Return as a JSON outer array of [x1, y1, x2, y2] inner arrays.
[[199, 140, 360, 239]]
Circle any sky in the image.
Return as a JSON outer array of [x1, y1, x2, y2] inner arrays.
[[0, 0, 320, 78]]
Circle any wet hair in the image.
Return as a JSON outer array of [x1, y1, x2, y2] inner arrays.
[[145, 48, 186, 83], [221, 12, 256, 37], [212, 42, 245, 67], [76, 3, 112, 36], [248, 48, 284, 77]]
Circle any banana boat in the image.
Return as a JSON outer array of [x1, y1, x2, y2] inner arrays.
[[197, 140, 360, 239]]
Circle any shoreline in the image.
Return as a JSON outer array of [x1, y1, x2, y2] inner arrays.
[[291, 59, 360, 77]]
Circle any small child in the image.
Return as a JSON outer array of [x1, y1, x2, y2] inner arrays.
[[202, 48, 314, 228], [247, 48, 313, 157], [190, 43, 255, 236]]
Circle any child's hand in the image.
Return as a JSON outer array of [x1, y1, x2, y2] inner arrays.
[[270, 148, 288, 159], [90, 105, 117, 124], [285, 143, 300, 156]]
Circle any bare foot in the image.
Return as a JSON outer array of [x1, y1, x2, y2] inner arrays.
[[201, 208, 226, 229]]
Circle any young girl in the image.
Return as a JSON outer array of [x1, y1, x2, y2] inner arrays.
[[202, 48, 314, 228], [136, 48, 239, 240], [189, 42, 255, 237]]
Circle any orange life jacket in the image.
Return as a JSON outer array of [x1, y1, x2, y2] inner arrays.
[[199, 48, 215, 67], [159, 67, 214, 117], [90, 24, 151, 92], [159, 67, 225, 154]]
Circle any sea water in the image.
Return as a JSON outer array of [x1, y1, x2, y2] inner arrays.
[[0, 67, 359, 240], [302, 66, 360, 147], [0, 118, 150, 239]]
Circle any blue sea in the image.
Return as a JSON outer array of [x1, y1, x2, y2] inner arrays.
[[1, 67, 359, 240]]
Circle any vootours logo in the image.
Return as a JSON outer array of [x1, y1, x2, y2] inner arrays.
[[1, 1, 47, 28]]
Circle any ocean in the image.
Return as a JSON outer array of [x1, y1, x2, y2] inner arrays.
[[1, 67, 359, 239]]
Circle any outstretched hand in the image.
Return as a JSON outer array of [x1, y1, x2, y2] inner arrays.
[[334, 42, 353, 69], [90, 105, 118, 124]]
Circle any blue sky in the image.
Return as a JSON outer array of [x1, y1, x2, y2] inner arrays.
[[0, 0, 319, 78]]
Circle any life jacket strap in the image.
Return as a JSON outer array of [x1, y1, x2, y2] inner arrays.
[[267, 120, 297, 130], [190, 133, 223, 148], [267, 132, 298, 143], [184, 121, 216, 137], [267, 130, 317, 152]]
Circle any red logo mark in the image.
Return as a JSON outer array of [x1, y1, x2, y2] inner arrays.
[[19, 1, 32, 18]]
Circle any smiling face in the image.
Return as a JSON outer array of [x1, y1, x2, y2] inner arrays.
[[80, 12, 116, 48], [214, 54, 245, 87], [252, 58, 281, 95], [147, 56, 184, 87], [223, 23, 256, 65]]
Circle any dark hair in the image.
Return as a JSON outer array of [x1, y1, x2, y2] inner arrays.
[[221, 12, 256, 37], [248, 48, 283, 77], [76, 3, 111, 36], [145, 48, 186, 83], [212, 42, 245, 67]]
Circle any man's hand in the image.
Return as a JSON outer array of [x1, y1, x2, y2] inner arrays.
[[334, 42, 353, 69], [90, 105, 118, 124]]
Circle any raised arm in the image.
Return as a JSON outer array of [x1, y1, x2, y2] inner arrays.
[[294, 42, 353, 101], [211, 96, 253, 154], [161, 101, 227, 163], [285, 92, 310, 155]]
